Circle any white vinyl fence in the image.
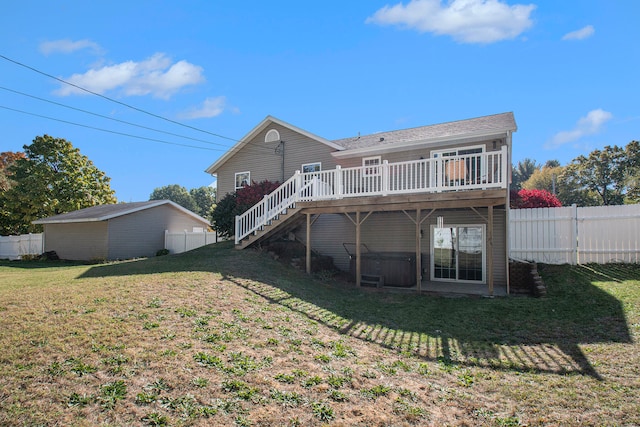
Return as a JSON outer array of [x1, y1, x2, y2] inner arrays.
[[0, 233, 44, 260], [509, 204, 640, 265], [2, 205, 639, 264], [164, 230, 225, 255]]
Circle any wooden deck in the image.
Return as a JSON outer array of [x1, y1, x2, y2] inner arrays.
[[297, 188, 508, 213]]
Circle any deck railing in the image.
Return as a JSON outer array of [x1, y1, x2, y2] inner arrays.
[[235, 146, 508, 243]]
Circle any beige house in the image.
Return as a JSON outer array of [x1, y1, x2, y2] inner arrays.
[[206, 113, 517, 295], [33, 200, 210, 261]]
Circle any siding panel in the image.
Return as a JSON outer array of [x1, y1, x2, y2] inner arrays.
[[297, 208, 506, 286], [215, 124, 337, 200], [44, 222, 108, 261], [108, 204, 207, 259]]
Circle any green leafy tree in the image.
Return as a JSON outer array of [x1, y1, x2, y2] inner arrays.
[[623, 140, 640, 203], [522, 165, 563, 194], [1, 135, 116, 235], [189, 186, 216, 218], [149, 184, 216, 218], [149, 184, 198, 212], [563, 145, 626, 206], [0, 151, 25, 192], [210, 192, 238, 239], [522, 164, 596, 207], [511, 158, 540, 190]]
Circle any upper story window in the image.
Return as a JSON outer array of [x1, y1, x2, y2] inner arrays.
[[235, 171, 250, 189], [363, 156, 381, 176], [265, 129, 280, 143], [302, 162, 321, 173], [431, 145, 484, 158]]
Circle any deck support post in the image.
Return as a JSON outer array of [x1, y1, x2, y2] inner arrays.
[[306, 213, 312, 275], [356, 211, 361, 287], [488, 206, 494, 295], [416, 208, 422, 291]]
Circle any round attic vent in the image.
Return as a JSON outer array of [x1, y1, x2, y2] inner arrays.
[[265, 129, 280, 143]]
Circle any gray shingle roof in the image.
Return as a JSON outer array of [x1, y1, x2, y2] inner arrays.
[[32, 200, 210, 225], [332, 112, 516, 151]]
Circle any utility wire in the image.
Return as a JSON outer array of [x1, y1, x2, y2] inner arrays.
[[0, 54, 237, 142], [0, 105, 223, 152], [0, 54, 283, 157], [0, 86, 234, 148]]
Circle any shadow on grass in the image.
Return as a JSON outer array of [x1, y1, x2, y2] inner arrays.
[[78, 241, 635, 380]]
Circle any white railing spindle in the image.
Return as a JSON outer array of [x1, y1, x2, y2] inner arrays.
[[235, 151, 509, 243]]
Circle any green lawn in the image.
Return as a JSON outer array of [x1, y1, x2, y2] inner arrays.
[[0, 242, 638, 426]]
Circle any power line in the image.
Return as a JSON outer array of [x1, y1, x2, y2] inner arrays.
[[0, 54, 238, 142], [0, 54, 284, 158], [0, 85, 234, 149], [0, 105, 224, 152], [0, 87, 276, 155]]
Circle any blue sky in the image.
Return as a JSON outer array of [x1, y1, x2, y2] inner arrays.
[[1, 1, 638, 202]]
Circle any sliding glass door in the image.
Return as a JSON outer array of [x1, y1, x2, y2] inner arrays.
[[431, 225, 485, 283]]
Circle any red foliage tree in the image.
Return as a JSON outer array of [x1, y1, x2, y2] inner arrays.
[[510, 188, 562, 209], [236, 180, 281, 208]]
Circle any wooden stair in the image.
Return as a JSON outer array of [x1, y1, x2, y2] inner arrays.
[[235, 206, 305, 249]]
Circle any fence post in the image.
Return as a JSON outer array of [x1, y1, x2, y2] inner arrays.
[[571, 204, 578, 265]]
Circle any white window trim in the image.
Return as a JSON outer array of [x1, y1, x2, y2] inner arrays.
[[235, 171, 250, 189], [430, 223, 486, 284], [362, 156, 382, 176], [265, 129, 280, 143], [301, 162, 322, 173], [431, 144, 485, 158]]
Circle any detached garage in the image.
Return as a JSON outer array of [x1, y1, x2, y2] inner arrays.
[[32, 200, 211, 261]]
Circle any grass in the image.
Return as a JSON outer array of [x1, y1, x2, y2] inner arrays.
[[0, 241, 639, 426]]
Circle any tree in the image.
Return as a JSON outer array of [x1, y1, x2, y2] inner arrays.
[[149, 184, 198, 212], [510, 188, 562, 209], [0, 151, 25, 192], [211, 180, 280, 238], [544, 159, 561, 168], [189, 186, 216, 218], [521, 164, 596, 207], [511, 158, 540, 190], [522, 165, 563, 195], [210, 192, 237, 239], [563, 145, 627, 206], [623, 140, 640, 203], [149, 185, 215, 217], [1, 135, 116, 235]]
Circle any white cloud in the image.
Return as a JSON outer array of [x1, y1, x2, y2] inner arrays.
[[54, 53, 205, 99], [562, 25, 595, 41], [180, 96, 227, 119], [546, 109, 613, 148], [39, 39, 103, 55], [366, 0, 536, 44]]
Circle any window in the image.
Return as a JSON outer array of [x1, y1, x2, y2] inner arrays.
[[362, 156, 381, 176], [431, 224, 485, 283], [265, 129, 280, 143], [431, 145, 484, 186], [235, 171, 250, 189], [302, 162, 321, 173]]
